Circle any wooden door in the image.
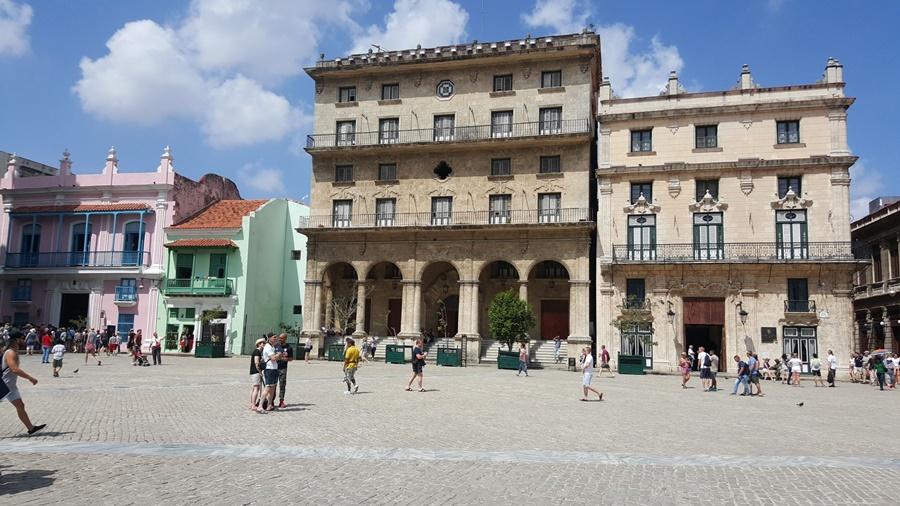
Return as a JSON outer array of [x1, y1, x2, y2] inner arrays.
[[682, 298, 725, 325], [387, 298, 401, 336], [541, 300, 569, 340]]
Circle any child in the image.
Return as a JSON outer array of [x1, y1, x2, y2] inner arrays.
[[51, 340, 66, 377]]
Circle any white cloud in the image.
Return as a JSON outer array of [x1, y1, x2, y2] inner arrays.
[[204, 75, 298, 148], [350, 0, 468, 54], [0, 0, 32, 57], [850, 159, 882, 220], [238, 161, 286, 195], [522, 0, 685, 98]]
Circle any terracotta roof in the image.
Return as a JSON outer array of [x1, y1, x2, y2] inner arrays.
[[164, 239, 238, 248], [12, 203, 151, 213], [171, 199, 268, 229]]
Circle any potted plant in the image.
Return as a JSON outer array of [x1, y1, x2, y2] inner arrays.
[[488, 290, 536, 370]]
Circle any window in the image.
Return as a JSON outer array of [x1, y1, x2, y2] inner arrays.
[[693, 212, 723, 260], [183, 308, 195, 319], [621, 323, 653, 368], [385, 264, 401, 279], [783, 326, 817, 372], [778, 176, 801, 198], [491, 110, 513, 138], [787, 279, 810, 312], [695, 179, 719, 201], [378, 163, 397, 181], [381, 83, 399, 100], [168, 308, 178, 319], [122, 221, 144, 266], [489, 194, 512, 224], [12, 278, 31, 301], [117, 313, 135, 336], [536, 261, 567, 279], [336, 120, 356, 146], [116, 278, 137, 302], [338, 86, 356, 103], [375, 198, 396, 226], [695, 125, 718, 148], [332, 200, 352, 228], [334, 165, 353, 182], [379, 118, 399, 144], [539, 107, 562, 134], [490, 262, 517, 279], [777, 120, 800, 144], [776, 210, 808, 259], [19, 223, 40, 266], [541, 70, 562, 88], [291, 250, 302, 260], [293, 305, 302, 315], [873, 246, 883, 282], [631, 129, 652, 152], [431, 197, 452, 225], [175, 253, 193, 279], [625, 278, 646, 309], [630, 182, 652, 204], [493, 74, 513, 92], [209, 254, 227, 278], [538, 193, 561, 223], [433, 115, 455, 141], [627, 215, 656, 260], [491, 158, 511, 176], [540, 155, 561, 174]]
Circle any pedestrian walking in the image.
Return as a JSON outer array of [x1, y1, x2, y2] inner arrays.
[[679, 352, 691, 389], [303, 336, 313, 363], [84, 334, 101, 366], [343, 337, 360, 394], [405, 338, 426, 392], [698, 346, 711, 391], [709, 350, 719, 391], [2, 331, 46, 435], [50, 340, 65, 377], [687, 345, 696, 370], [598, 344, 615, 378], [369, 336, 377, 360], [261, 334, 282, 411], [826, 349, 838, 387], [886, 353, 897, 389], [873, 354, 886, 391], [788, 353, 802, 386], [24, 328, 37, 356], [150, 332, 162, 365], [40, 330, 52, 364], [516, 343, 529, 377], [553, 335, 562, 364], [748, 352, 764, 396], [276, 333, 293, 407], [579, 347, 603, 401], [107, 332, 116, 356], [779, 354, 790, 384], [810, 353, 825, 387], [731, 355, 750, 396], [249, 338, 265, 412]]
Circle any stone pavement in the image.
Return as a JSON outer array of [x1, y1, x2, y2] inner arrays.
[[1, 354, 898, 505]]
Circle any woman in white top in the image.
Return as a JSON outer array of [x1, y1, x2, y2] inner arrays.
[[304, 336, 313, 364], [580, 347, 603, 402], [789, 353, 803, 386]]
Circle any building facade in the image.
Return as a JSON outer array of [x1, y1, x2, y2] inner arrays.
[[597, 60, 862, 373], [157, 199, 308, 355], [0, 147, 241, 338], [851, 198, 900, 353], [300, 32, 601, 362]]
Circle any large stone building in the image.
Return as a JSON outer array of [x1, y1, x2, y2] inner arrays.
[[299, 32, 601, 362], [596, 60, 862, 373], [851, 197, 900, 353]]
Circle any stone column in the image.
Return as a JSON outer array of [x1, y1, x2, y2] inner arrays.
[[301, 281, 320, 335], [312, 282, 323, 331], [883, 311, 894, 353], [828, 111, 850, 156], [518, 280, 527, 301], [881, 241, 892, 282], [353, 282, 367, 336], [399, 280, 419, 338], [324, 284, 333, 329], [470, 281, 480, 338], [568, 280, 591, 344], [412, 282, 422, 337], [456, 282, 470, 338]]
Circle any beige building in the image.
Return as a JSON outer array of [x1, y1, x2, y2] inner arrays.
[[299, 32, 601, 363], [596, 59, 862, 373]]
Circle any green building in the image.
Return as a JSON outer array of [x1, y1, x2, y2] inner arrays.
[[156, 199, 308, 355]]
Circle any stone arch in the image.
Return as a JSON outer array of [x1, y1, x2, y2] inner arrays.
[[415, 259, 465, 280], [321, 262, 359, 335], [366, 261, 405, 336], [420, 261, 460, 339], [477, 260, 522, 339], [526, 260, 571, 340]]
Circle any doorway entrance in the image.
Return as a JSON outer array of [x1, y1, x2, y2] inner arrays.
[[59, 293, 89, 327], [685, 325, 724, 371], [683, 298, 725, 371], [540, 300, 569, 340]]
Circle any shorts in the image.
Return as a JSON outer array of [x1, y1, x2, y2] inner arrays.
[[86, 344, 95, 353], [749, 375, 760, 384], [601, 362, 611, 370], [26, 345, 34, 352], [263, 369, 279, 386], [700, 369, 711, 379], [52, 359, 63, 368], [250, 373, 262, 386], [812, 369, 821, 377], [582, 372, 593, 386], [3, 384, 20, 402], [412, 362, 423, 374]]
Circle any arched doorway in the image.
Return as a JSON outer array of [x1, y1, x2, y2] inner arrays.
[[322, 262, 358, 335], [478, 260, 521, 338], [366, 262, 403, 336], [420, 262, 459, 340], [528, 260, 570, 340]]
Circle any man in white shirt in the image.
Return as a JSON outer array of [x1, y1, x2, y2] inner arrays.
[[580, 347, 602, 402], [826, 349, 838, 387], [697, 346, 711, 391], [51, 340, 66, 377], [261, 333, 282, 412]]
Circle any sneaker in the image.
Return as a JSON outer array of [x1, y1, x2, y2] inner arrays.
[[278, 401, 286, 409], [27, 424, 46, 435], [256, 407, 266, 413], [344, 391, 352, 395], [353, 385, 359, 393]]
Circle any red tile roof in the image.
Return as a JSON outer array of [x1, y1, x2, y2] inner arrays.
[[164, 239, 238, 248], [171, 199, 268, 229], [13, 203, 151, 213]]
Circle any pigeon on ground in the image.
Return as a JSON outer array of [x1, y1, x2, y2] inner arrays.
[[72, 368, 79, 374], [797, 402, 804, 407]]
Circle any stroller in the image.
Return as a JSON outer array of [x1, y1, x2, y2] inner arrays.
[[133, 347, 151, 367]]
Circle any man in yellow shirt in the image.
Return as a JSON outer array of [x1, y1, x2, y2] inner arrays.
[[343, 337, 360, 394]]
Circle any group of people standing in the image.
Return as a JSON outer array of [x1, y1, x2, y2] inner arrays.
[[249, 333, 294, 413], [849, 350, 897, 390]]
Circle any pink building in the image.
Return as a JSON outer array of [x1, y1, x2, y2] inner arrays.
[[0, 147, 240, 338]]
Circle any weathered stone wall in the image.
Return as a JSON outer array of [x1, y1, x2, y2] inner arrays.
[[172, 173, 242, 222]]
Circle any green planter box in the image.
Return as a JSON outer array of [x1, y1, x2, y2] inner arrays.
[[385, 344, 409, 364], [194, 342, 225, 358], [436, 346, 461, 367], [327, 344, 344, 362], [296, 346, 308, 360], [497, 350, 520, 370], [618, 353, 645, 375]]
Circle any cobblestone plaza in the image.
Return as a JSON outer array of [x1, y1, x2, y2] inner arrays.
[[1, 355, 898, 505]]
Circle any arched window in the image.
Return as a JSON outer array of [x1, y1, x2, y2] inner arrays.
[[122, 221, 144, 265]]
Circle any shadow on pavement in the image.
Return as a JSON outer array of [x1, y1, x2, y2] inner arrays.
[[0, 466, 57, 495], [0, 431, 76, 439]]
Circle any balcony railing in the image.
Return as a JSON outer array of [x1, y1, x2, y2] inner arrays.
[[11, 287, 32, 302], [622, 297, 651, 310], [784, 299, 816, 313], [114, 286, 138, 303], [5, 251, 149, 268], [299, 208, 590, 229], [306, 119, 591, 149], [611, 242, 855, 263], [164, 278, 234, 296]]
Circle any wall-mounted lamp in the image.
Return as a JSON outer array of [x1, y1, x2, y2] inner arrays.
[[666, 301, 676, 324], [139, 278, 145, 289], [738, 302, 749, 325]]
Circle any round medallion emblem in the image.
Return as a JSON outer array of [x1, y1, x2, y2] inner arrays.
[[436, 80, 455, 99]]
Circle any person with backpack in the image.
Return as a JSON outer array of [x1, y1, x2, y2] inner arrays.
[[731, 355, 750, 396], [698, 346, 711, 391]]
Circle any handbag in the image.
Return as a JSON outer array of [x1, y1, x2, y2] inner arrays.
[[0, 353, 10, 401]]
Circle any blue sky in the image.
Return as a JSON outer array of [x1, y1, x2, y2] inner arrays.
[[1, 0, 897, 219]]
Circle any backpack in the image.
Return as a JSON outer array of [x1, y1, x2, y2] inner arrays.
[[703, 354, 711, 368]]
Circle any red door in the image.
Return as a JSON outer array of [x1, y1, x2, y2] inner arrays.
[[541, 300, 569, 340], [387, 299, 401, 336]]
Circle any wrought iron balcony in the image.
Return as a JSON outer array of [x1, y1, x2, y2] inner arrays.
[[11, 286, 31, 302], [622, 297, 651, 310], [298, 208, 591, 230], [784, 299, 816, 313], [114, 286, 138, 305], [164, 278, 234, 297], [611, 242, 855, 263], [305, 119, 591, 150], [4, 251, 149, 268]]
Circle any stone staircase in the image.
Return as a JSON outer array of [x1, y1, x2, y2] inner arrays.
[[480, 339, 568, 368]]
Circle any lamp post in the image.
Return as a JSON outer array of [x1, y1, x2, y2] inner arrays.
[[738, 302, 749, 325]]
